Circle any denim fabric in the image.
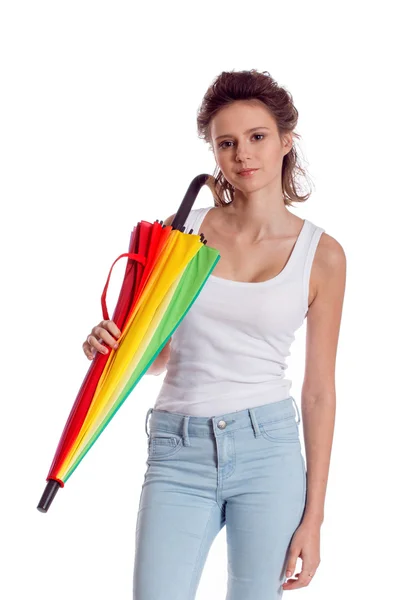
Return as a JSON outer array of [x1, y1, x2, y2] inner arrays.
[[133, 396, 306, 600]]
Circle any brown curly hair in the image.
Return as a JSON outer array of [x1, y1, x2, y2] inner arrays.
[[197, 69, 313, 208]]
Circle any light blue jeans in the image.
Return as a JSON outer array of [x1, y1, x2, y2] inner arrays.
[[133, 396, 306, 600]]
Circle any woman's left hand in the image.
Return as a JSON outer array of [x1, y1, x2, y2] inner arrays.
[[282, 520, 321, 590]]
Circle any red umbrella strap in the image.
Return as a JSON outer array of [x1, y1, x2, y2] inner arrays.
[[101, 252, 147, 321]]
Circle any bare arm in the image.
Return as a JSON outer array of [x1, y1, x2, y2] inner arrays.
[[300, 232, 347, 526]]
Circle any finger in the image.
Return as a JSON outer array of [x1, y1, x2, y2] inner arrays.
[[296, 571, 313, 588], [96, 319, 121, 339], [82, 340, 94, 360], [282, 577, 302, 590], [107, 320, 122, 339], [297, 561, 318, 587], [92, 327, 119, 351], [282, 570, 305, 590], [87, 333, 109, 355], [283, 567, 316, 590]]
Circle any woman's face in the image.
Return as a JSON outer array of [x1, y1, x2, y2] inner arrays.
[[209, 99, 292, 193]]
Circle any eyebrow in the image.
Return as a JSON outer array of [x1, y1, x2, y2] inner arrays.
[[215, 126, 270, 141]]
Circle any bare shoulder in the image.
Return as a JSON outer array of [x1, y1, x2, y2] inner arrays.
[[313, 231, 347, 288], [163, 213, 176, 227]]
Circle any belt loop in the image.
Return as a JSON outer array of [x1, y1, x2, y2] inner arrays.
[[292, 397, 301, 425], [145, 407, 153, 438], [249, 408, 261, 438], [182, 415, 191, 446]]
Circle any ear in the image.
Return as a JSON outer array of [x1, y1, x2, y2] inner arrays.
[[282, 132, 293, 154]]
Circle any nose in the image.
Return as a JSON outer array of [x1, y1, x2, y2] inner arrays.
[[235, 142, 252, 163]]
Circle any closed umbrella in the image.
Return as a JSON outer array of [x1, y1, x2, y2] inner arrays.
[[37, 174, 220, 513]]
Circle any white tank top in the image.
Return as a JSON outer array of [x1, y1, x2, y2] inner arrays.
[[153, 207, 325, 416]]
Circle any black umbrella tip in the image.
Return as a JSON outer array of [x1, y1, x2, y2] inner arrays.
[[37, 479, 62, 513]]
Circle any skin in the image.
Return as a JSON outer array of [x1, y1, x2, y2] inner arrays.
[[83, 99, 346, 591], [206, 101, 346, 590]]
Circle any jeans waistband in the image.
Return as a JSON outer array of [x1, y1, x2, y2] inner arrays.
[[144, 396, 301, 447]]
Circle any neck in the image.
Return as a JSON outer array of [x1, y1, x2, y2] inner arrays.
[[224, 187, 295, 244]]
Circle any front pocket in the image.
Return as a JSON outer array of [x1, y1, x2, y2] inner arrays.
[[148, 431, 184, 460], [259, 418, 300, 443]]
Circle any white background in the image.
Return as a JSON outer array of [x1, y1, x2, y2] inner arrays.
[[1, 1, 399, 598]]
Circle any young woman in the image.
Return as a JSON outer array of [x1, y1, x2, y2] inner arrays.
[[82, 69, 346, 599]]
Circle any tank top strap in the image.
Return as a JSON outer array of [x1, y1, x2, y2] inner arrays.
[[289, 219, 324, 261], [183, 207, 211, 235], [298, 220, 325, 315]]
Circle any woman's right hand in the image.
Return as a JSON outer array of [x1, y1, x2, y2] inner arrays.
[[82, 319, 122, 360]]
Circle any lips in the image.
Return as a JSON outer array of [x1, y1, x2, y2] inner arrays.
[[238, 168, 258, 174]]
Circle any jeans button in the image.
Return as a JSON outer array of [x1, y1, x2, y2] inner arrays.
[[217, 420, 227, 429]]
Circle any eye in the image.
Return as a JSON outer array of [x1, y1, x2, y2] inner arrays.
[[219, 140, 233, 149], [219, 133, 265, 149]]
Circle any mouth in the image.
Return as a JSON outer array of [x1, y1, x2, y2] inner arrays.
[[238, 168, 259, 176]]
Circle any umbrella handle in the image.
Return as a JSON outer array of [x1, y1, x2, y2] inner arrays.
[[101, 252, 146, 321], [171, 173, 214, 230]]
